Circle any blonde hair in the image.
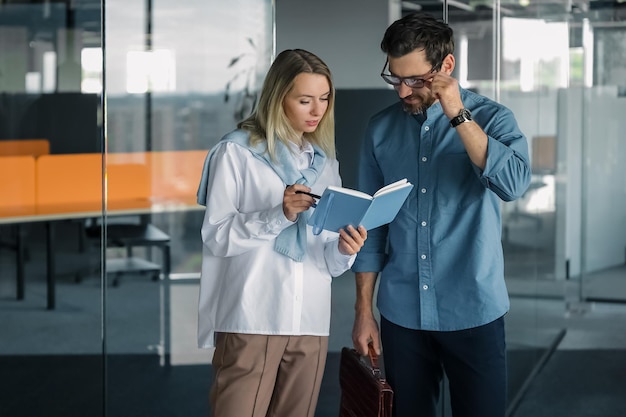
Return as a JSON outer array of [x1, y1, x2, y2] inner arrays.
[[238, 49, 336, 159]]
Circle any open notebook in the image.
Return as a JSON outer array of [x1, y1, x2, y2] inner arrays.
[[308, 179, 413, 234]]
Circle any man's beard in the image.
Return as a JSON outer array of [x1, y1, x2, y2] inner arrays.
[[401, 92, 436, 115], [402, 101, 428, 115]]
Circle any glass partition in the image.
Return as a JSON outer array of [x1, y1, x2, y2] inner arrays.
[[102, 0, 273, 415], [0, 1, 273, 416], [0, 1, 105, 416], [575, 16, 626, 306]]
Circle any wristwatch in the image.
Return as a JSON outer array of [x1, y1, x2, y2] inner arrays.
[[450, 108, 472, 128]]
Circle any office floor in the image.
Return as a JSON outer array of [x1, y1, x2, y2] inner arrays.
[[1, 220, 625, 417]]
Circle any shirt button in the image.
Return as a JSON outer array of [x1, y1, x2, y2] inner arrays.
[[421, 221, 427, 227], [424, 126, 430, 131], [421, 254, 427, 260], [421, 156, 427, 162], [277, 220, 282, 225], [421, 188, 426, 193], [423, 285, 429, 290]]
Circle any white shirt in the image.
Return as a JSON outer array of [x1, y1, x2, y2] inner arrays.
[[197, 141, 355, 348]]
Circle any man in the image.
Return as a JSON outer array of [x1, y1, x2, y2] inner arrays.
[[351, 12, 531, 417]]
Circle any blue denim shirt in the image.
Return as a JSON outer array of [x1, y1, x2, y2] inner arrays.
[[352, 88, 531, 331]]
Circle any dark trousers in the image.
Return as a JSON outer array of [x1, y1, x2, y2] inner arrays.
[[380, 315, 507, 417]]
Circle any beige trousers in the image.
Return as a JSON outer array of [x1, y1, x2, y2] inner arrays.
[[210, 333, 328, 417]]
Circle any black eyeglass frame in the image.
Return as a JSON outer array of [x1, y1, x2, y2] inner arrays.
[[380, 59, 442, 88]]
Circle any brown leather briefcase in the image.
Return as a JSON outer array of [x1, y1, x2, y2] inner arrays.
[[339, 344, 393, 417]]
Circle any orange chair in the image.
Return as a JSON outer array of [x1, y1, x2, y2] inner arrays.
[[36, 153, 153, 207], [0, 139, 50, 157], [86, 154, 170, 286], [0, 155, 36, 209], [36, 153, 102, 207], [101, 159, 168, 286], [149, 150, 206, 200], [108, 162, 151, 203], [107, 149, 206, 201], [34, 153, 167, 290]]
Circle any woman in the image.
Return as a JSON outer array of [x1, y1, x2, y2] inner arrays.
[[197, 49, 367, 417]]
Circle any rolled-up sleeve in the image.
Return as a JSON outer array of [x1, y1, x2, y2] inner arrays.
[[480, 109, 531, 201]]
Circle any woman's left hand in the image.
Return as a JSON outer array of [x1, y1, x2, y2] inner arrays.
[[338, 225, 367, 255]]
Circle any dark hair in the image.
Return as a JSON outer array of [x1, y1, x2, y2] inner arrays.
[[381, 12, 454, 67]]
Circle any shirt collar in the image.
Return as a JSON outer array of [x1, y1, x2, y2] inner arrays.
[[300, 141, 314, 156], [287, 140, 315, 164]]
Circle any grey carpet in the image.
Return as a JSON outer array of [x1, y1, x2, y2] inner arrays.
[[511, 349, 626, 417], [0, 349, 549, 417]]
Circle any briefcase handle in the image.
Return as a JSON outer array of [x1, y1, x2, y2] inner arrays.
[[367, 342, 383, 379]]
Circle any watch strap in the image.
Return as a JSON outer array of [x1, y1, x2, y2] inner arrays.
[[450, 108, 472, 128]]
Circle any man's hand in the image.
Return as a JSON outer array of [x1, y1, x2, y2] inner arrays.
[[353, 271, 381, 355], [352, 310, 381, 356], [428, 71, 464, 120], [429, 70, 488, 169]]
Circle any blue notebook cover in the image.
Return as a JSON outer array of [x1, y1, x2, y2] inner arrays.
[[308, 179, 413, 234]]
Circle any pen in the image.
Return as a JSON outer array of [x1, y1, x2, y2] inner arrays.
[[295, 190, 322, 200]]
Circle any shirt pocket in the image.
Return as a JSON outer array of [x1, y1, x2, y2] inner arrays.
[[434, 153, 484, 214]]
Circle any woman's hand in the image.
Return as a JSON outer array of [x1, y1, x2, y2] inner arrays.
[[338, 225, 367, 255], [283, 184, 317, 222]]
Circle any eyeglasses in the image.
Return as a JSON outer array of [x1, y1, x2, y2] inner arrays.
[[380, 59, 441, 88]]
